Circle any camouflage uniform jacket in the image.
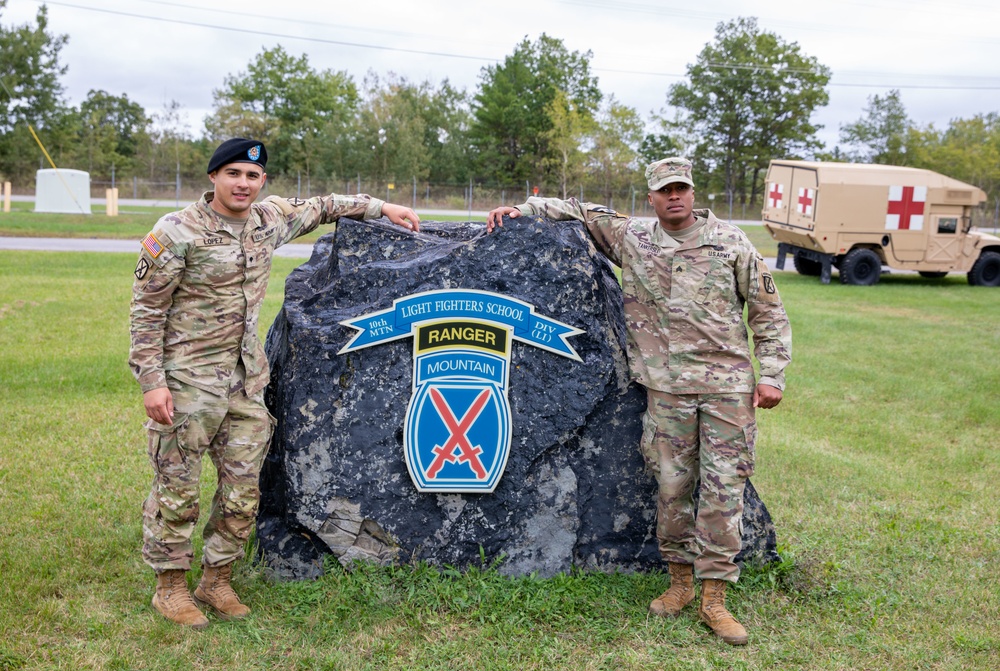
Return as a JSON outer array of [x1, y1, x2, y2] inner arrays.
[[515, 198, 791, 394], [129, 191, 386, 397]]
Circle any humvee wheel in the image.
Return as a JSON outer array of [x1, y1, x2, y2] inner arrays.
[[968, 251, 1000, 287], [840, 248, 881, 286], [793, 255, 823, 276], [918, 271, 948, 279]]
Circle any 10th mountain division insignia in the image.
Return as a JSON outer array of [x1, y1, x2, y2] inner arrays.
[[338, 289, 583, 493]]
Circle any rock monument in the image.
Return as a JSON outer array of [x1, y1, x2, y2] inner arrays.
[[257, 216, 778, 580]]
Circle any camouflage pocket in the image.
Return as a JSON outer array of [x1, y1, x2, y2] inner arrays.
[[145, 413, 191, 479], [736, 420, 757, 478], [143, 412, 190, 433], [639, 411, 660, 476], [695, 259, 736, 309]]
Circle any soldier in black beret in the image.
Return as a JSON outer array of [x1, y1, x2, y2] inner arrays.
[[129, 138, 420, 629], [206, 137, 269, 175]]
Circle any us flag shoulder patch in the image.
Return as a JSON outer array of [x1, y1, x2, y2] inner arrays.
[[141, 233, 164, 258]]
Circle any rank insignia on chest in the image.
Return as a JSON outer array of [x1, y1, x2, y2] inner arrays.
[[339, 289, 584, 493]]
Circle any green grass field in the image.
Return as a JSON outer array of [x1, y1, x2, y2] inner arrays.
[[1, 239, 998, 669]]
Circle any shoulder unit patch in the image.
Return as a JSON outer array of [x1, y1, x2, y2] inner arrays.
[[756, 257, 781, 303], [134, 257, 150, 280]]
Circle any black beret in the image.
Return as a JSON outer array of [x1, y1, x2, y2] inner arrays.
[[206, 138, 267, 174]]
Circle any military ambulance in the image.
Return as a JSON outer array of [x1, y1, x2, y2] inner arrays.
[[762, 160, 1000, 286]]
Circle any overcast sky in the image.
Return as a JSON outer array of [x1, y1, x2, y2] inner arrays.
[[6, 0, 1000, 151]]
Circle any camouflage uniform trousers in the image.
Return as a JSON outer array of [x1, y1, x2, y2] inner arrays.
[[142, 363, 274, 572], [640, 388, 757, 582]]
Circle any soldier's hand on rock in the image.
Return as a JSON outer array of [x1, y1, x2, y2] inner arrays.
[[753, 384, 782, 410], [381, 203, 421, 232], [144, 387, 174, 424], [486, 206, 521, 233]]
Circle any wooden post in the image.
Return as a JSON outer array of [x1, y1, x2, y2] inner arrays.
[[106, 187, 119, 216], [2, 182, 10, 213]]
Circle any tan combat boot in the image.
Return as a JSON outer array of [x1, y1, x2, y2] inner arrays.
[[152, 569, 209, 630], [698, 579, 748, 645], [194, 563, 251, 620], [649, 562, 695, 617]]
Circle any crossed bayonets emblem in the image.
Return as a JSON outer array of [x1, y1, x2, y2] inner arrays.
[[425, 387, 490, 480]]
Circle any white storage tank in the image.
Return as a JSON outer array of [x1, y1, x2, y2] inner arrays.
[[34, 169, 92, 214]]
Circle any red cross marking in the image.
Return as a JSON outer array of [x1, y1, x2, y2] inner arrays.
[[798, 188, 813, 215], [425, 388, 490, 480], [887, 186, 926, 230], [768, 183, 784, 209]]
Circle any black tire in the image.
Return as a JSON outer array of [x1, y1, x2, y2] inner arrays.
[[793, 254, 823, 276], [840, 248, 882, 286], [967, 250, 1000, 287], [918, 271, 948, 279]]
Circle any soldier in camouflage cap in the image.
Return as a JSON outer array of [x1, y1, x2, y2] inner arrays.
[[645, 156, 695, 189], [486, 157, 790, 646], [129, 138, 420, 629]]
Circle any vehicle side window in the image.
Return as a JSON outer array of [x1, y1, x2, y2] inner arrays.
[[937, 217, 958, 234]]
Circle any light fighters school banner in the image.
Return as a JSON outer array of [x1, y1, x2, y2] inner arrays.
[[338, 290, 584, 494]]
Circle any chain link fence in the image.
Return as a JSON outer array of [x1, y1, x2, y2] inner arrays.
[[85, 175, 666, 219], [22, 174, 1000, 230]]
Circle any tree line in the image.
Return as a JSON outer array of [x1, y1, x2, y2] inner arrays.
[[2, 3, 998, 213]]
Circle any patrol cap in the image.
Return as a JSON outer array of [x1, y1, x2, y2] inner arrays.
[[645, 156, 694, 190], [206, 138, 268, 174]]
